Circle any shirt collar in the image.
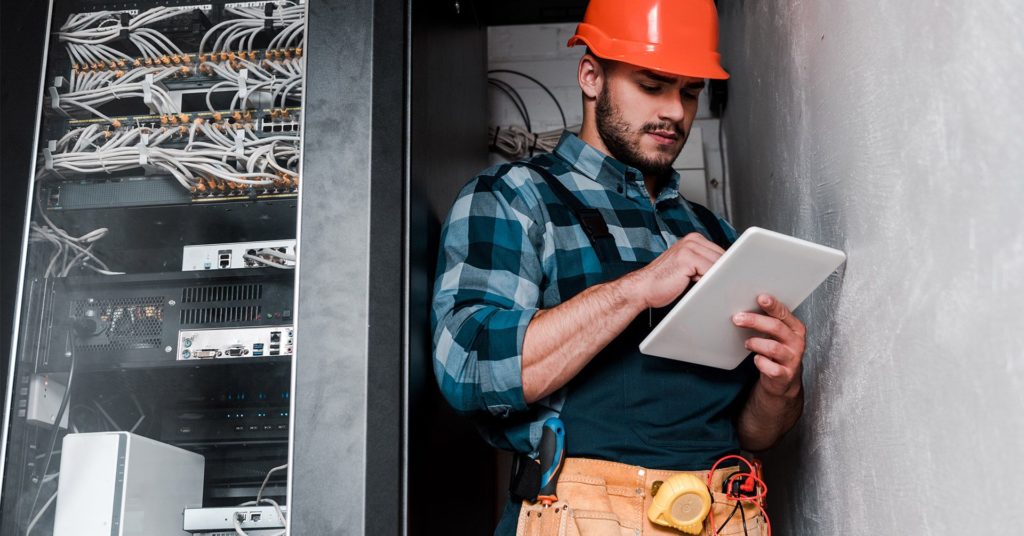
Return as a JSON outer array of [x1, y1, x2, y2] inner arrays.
[[551, 131, 681, 202]]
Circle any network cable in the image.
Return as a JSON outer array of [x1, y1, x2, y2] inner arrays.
[[233, 464, 288, 536], [486, 69, 572, 159], [488, 69, 567, 129]]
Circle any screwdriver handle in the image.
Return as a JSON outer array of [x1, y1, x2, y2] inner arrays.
[[536, 417, 565, 505]]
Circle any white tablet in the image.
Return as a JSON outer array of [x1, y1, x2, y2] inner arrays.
[[638, 227, 846, 369]]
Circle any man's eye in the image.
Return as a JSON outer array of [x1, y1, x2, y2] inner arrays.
[[640, 84, 660, 92], [682, 91, 701, 100]]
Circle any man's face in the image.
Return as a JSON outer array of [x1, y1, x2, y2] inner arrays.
[[594, 61, 705, 177]]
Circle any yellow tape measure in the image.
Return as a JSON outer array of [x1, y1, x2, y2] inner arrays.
[[647, 473, 712, 535]]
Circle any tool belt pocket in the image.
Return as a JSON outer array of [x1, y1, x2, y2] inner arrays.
[[516, 501, 627, 536], [568, 509, 627, 536], [516, 501, 571, 536], [560, 475, 632, 536], [707, 498, 764, 536]]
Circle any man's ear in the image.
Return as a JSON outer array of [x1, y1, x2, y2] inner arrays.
[[578, 54, 604, 100]]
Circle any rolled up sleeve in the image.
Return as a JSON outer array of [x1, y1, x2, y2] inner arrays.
[[431, 172, 543, 417]]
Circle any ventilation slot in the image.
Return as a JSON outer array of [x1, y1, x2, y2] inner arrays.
[[182, 283, 263, 303], [180, 305, 262, 325], [72, 297, 165, 351]]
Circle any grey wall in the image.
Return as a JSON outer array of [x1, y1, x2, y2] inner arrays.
[[718, 2, 1024, 534]]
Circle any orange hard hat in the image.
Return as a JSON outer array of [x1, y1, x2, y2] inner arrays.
[[567, 0, 729, 80]]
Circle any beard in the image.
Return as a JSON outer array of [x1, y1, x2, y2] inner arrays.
[[595, 85, 687, 178]]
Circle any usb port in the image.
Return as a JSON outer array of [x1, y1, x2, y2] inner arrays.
[[252, 351, 263, 357], [253, 343, 264, 350], [218, 249, 232, 268], [269, 350, 280, 356]]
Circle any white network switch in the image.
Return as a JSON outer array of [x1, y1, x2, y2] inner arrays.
[[183, 505, 288, 533], [182, 240, 296, 271]]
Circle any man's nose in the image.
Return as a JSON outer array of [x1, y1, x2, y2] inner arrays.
[[657, 93, 687, 125]]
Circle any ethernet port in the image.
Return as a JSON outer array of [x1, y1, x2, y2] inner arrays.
[[250, 512, 262, 522]]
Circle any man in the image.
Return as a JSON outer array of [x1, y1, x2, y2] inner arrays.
[[432, 1, 804, 534]]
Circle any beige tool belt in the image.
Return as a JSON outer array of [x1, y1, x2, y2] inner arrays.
[[515, 458, 765, 536]]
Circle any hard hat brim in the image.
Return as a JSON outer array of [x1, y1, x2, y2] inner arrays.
[[568, 26, 730, 80]]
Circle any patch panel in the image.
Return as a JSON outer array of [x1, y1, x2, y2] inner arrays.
[[39, 3, 306, 201]]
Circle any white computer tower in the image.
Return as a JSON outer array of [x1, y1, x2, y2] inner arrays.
[[53, 432, 205, 536]]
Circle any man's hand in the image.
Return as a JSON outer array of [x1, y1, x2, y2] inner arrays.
[[631, 232, 725, 308], [735, 294, 806, 450], [732, 294, 806, 397]]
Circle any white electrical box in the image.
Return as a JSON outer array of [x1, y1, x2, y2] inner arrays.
[[181, 240, 296, 271], [26, 374, 70, 429], [53, 432, 205, 536], [177, 326, 294, 361]]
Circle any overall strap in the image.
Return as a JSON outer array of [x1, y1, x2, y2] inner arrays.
[[518, 161, 623, 263], [685, 200, 733, 250]]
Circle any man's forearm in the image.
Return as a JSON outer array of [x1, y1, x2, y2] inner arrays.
[[521, 272, 647, 403], [737, 378, 804, 451]]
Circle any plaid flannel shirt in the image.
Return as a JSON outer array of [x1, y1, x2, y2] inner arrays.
[[431, 132, 737, 454]]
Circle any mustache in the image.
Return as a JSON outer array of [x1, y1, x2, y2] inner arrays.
[[641, 122, 685, 138]]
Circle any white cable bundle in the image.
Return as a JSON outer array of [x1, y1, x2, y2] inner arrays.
[[198, 2, 305, 111], [200, 2, 305, 57], [488, 125, 577, 161], [58, 5, 307, 116], [46, 122, 300, 192], [233, 464, 288, 536], [58, 66, 179, 118], [59, 8, 184, 63], [202, 56, 304, 111], [243, 247, 296, 270], [29, 220, 122, 277], [66, 42, 132, 72]]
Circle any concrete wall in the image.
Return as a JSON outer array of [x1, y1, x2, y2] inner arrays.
[[718, 2, 1024, 534]]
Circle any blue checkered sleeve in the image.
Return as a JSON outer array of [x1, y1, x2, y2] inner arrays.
[[431, 168, 544, 417]]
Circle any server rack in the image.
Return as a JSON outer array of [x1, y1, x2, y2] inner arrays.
[[2, 2, 306, 534], [2, 0, 557, 533]]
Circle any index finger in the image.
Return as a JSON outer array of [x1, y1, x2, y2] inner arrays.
[[680, 232, 726, 257], [756, 294, 805, 336]]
